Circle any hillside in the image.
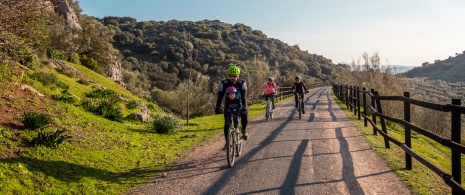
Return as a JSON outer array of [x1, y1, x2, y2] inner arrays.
[[0, 59, 238, 194], [404, 51, 465, 82]]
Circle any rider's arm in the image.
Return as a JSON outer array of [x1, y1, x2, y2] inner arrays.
[[303, 83, 309, 91], [215, 82, 225, 108], [240, 81, 248, 108]]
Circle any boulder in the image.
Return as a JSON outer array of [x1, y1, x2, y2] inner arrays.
[[127, 113, 152, 122]]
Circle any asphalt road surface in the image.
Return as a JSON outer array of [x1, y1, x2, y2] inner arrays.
[[125, 86, 411, 195]]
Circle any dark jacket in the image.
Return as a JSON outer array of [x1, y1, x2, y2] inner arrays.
[[216, 79, 247, 109], [291, 82, 308, 93]]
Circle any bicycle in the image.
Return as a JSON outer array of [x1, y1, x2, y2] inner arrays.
[[263, 94, 274, 121], [225, 108, 243, 168], [293, 91, 304, 119]]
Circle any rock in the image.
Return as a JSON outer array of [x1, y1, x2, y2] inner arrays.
[[127, 113, 152, 122]]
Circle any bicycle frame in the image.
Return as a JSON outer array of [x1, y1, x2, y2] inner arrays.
[[263, 94, 274, 121], [225, 109, 243, 167]]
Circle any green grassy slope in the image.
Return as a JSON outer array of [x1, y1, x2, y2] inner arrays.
[[0, 61, 279, 194]]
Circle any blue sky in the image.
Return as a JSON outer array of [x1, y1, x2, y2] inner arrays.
[[79, 0, 465, 66]]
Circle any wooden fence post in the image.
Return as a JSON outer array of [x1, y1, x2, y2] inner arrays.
[[363, 87, 367, 126], [357, 87, 361, 120], [349, 86, 353, 111], [374, 91, 390, 148], [371, 89, 377, 135], [404, 92, 412, 170], [344, 85, 349, 108], [451, 99, 462, 195]]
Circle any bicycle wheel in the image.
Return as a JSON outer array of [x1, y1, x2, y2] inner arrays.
[[226, 127, 235, 167], [298, 97, 302, 119]]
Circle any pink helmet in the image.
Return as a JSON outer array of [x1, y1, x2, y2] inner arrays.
[[225, 86, 237, 94]]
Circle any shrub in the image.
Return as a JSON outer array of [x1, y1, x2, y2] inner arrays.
[[81, 98, 100, 113], [80, 55, 100, 73], [152, 114, 180, 134], [85, 88, 121, 104], [47, 49, 66, 60], [97, 100, 123, 122], [147, 104, 155, 111], [31, 128, 72, 149], [77, 78, 91, 85], [53, 93, 76, 104], [0, 127, 12, 141], [31, 72, 59, 86], [68, 52, 80, 64], [126, 100, 138, 109], [17, 111, 51, 130]]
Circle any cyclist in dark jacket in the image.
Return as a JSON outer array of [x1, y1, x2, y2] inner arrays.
[[215, 65, 249, 145], [290, 76, 309, 113]]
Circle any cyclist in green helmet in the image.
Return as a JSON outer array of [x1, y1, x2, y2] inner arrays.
[[215, 65, 249, 149]]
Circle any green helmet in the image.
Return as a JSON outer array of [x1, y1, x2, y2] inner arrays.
[[227, 65, 240, 75]]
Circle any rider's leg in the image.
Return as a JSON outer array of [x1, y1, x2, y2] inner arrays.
[[233, 114, 239, 129], [294, 93, 298, 108], [222, 113, 231, 150], [224, 113, 232, 142], [240, 110, 248, 140], [271, 94, 275, 109]]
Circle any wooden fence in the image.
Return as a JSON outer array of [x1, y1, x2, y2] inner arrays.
[[332, 84, 465, 195]]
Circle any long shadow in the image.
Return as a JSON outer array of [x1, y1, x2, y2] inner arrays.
[[238, 170, 395, 195], [0, 156, 117, 183], [203, 111, 296, 194], [280, 139, 309, 194], [335, 127, 364, 195], [311, 100, 320, 110], [327, 90, 337, 122], [318, 88, 326, 98], [308, 113, 315, 122]]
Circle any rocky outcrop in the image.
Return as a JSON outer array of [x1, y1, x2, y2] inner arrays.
[[50, 60, 77, 78], [127, 113, 152, 122], [53, 0, 82, 33]]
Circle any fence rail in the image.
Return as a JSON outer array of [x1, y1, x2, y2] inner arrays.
[[332, 84, 465, 195]]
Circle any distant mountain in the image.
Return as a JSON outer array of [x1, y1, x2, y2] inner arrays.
[[349, 65, 417, 73], [404, 51, 465, 82]]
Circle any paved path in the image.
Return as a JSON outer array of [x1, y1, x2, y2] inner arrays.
[[125, 86, 411, 195]]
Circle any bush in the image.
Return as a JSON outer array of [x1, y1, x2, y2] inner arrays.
[[31, 72, 59, 86], [17, 112, 51, 130], [68, 52, 81, 64], [85, 88, 121, 104], [47, 49, 66, 60], [53, 93, 76, 104], [81, 98, 100, 113], [31, 128, 72, 149], [97, 100, 123, 122], [126, 100, 138, 109], [152, 114, 180, 134], [80, 55, 100, 73]]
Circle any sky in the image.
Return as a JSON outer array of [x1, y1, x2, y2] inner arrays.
[[78, 0, 465, 66]]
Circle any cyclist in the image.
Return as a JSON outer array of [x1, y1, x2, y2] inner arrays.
[[290, 76, 309, 114], [262, 77, 277, 111], [215, 65, 249, 148], [221, 86, 242, 150]]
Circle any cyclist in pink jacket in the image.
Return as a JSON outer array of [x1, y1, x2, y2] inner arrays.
[[262, 77, 277, 110]]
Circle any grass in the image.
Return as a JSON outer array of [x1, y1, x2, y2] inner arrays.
[[0, 59, 288, 194], [331, 92, 465, 195]]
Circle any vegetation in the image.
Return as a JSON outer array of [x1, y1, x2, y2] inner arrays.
[[152, 114, 181, 134], [404, 50, 465, 83]]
